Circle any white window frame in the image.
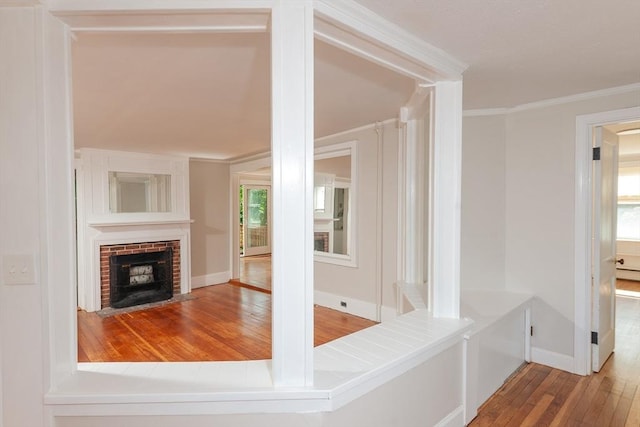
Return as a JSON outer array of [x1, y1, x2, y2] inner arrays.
[[617, 161, 640, 241]]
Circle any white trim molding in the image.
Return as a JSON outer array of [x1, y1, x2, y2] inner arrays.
[[431, 80, 463, 318], [191, 271, 231, 288], [574, 106, 640, 375], [269, 0, 315, 387], [464, 83, 640, 117], [314, 289, 397, 322], [435, 406, 465, 427], [531, 347, 575, 373], [314, 0, 466, 82], [14, 1, 470, 424]]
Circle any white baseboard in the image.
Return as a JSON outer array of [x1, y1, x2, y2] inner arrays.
[[191, 271, 231, 289], [435, 405, 464, 427], [314, 290, 397, 322], [531, 346, 574, 373]]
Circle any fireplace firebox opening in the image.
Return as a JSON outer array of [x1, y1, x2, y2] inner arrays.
[[109, 248, 173, 309]]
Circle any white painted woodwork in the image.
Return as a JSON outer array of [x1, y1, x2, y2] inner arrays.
[[242, 185, 272, 256], [313, 141, 358, 268], [574, 106, 640, 375], [314, 0, 466, 81], [75, 149, 192, 312], [270, 0, 315, 387], [398, 86, 431, 296], [431, 81, 463, 318], [591, 126, 618, 372], [2, 1, 469, 424], [46, 311, 472, 417], [41, 9, 78, 392]]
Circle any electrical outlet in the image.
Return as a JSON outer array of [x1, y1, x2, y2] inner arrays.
[[340, 301, 347, 308], [2, 254, 36, 285]]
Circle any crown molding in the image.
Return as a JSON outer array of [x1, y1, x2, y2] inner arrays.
[[511, 82, 640, 113], [0, 0, 42, 6], [464, 83, 640, 117], [463, 108, 509, 117], [314, 0, 467, 81], [46, 0, 272, 13]]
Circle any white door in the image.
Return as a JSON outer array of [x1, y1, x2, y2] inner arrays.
[[242, 185, 271, 257], [592, 126, 619, 372]]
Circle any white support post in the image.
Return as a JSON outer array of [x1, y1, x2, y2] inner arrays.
[[270, 0, 314, 387], [401, 115, 420, 284], [398, 87, 430, 293], [431, 80, 463, 318]]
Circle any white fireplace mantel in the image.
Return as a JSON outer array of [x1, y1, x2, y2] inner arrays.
[[76, 149, 192, 312]]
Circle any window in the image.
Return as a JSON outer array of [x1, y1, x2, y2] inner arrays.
[[617, 164, 640, 240]]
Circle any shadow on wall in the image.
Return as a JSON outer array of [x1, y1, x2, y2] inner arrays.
[[530, 297, 575, 366]]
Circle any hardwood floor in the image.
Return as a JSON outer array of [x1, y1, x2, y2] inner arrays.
[[618, 278, 640, 294], [237, 254, 271, 292], [78, 283, 376, 362], [470, 283, 640, 426]]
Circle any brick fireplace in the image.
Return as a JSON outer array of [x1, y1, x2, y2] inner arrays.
[[76, 148, 192, 312], [314, 232, 329, 252], [100, 240, 181, 309]]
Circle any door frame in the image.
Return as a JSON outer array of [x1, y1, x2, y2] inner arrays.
[[242, 183, 272, 257], [574, 106, 640, 375]]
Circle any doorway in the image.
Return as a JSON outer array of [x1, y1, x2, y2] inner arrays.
[[241, 184, 271, 257], [574, 107, 640, 375]]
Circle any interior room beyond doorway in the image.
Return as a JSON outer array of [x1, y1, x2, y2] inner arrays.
[[237, 255, 272, 293]]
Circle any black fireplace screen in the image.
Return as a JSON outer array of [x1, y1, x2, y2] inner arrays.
[[109, 248, 173, 309]]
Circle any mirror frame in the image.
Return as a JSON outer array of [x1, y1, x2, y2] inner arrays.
[[108, 171, 172, 213], [314, 141, 357, 267]]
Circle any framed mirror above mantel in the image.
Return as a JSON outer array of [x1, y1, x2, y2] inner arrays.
[[77, 148, 191, 226]]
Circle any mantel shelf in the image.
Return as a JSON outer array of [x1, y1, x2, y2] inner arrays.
[[313, 217, 340, 223], [88, 219, 194, 228]]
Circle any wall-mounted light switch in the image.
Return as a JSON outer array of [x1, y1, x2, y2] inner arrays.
[[2, 254, 36, 285]]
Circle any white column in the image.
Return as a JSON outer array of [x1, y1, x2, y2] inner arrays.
[[431, 80, 463, 318], [41, 7, 77, 386], [398, 88, 430, 295], [270, 0, 314, 386], [399, 117, 424, 285]]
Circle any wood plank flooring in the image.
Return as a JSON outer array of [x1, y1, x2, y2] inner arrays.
[[78, 283, 376, 362], [470, 281, 640, 426], [238, 254, 271, 292], [618, 278, 640, 294]]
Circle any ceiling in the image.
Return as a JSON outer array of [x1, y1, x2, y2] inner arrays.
[[357, 0, 640, 110], [72, 32, 414, 160], [71, 1, 640, 160]]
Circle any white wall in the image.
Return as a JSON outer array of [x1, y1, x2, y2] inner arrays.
[[314, 121, 399, 317], [504, 90, 640, 361], [460, 89, 640, 367], [0, 7, 47, 426], [189, 160, 231, 286], [461, 115, 507, 291]]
